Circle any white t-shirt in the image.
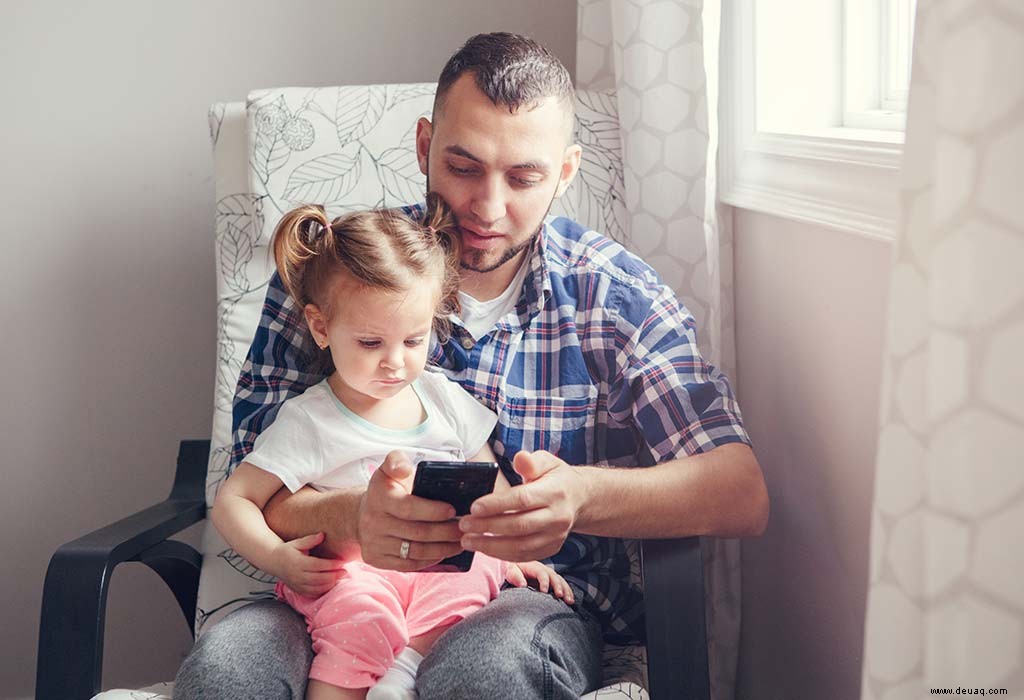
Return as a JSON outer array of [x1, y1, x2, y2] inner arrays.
[[456, 257, 530, 340], [245, 370, 497, 493]]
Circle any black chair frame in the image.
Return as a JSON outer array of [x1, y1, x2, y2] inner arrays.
[[36, 440, 709, 700]]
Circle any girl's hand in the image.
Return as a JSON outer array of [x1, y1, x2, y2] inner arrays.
[[270, 532, 347, 597], [505, 560, 575, 605]]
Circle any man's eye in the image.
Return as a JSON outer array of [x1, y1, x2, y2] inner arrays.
[[447, 164, 476, 176], [512, 177, 540, 188]]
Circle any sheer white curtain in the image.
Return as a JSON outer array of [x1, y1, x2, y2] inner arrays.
[[861, 1, 1024, 697], [577, 2, 741, 698]]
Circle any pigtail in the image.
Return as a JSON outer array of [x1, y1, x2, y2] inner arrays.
[[269, 198, 461, 346], [421, 193, 462, 335], [271, 205, 334, 306]]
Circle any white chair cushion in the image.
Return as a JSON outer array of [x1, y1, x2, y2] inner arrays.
[[93, 682, 174, 699]]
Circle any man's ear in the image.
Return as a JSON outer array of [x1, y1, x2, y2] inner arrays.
[[554, 143, 582, 198], [304, 303, 329, 349], [415, 117, 433, 176]]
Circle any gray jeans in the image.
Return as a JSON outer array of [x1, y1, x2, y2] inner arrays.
[[173, 586, 604, 700]]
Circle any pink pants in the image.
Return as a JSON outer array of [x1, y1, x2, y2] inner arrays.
[[277, 554, 506, 689]]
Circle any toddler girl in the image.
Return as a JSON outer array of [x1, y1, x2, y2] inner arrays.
[[211, 194, 571, 700]]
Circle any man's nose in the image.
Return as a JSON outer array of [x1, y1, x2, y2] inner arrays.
[[470, 176, 507, 224]]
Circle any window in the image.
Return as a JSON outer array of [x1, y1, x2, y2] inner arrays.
[[753, 0, 915, 140], [719, 0, 918, 240], [845, 0, 918, 131]]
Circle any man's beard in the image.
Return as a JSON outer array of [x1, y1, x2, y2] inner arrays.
[[459, 237, 535, 273], [423, 161, 558, 275]]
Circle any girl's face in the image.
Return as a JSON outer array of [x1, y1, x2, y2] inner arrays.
[[304, 275, 440, 407]]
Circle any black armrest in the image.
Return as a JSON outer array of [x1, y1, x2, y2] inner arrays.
[[36, 440, 210, 700], [642, 536, 710, 700]]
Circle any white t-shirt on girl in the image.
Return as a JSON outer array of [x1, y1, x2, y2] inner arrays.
[[245, 369, 497, 493]]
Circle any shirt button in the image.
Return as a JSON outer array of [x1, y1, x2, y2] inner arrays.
[[461, 337, 474, 350]]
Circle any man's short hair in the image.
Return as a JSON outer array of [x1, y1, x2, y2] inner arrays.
[[434, 32, 575, 133]]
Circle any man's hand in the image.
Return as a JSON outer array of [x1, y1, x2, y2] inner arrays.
[[457, 450, 585, 561], [356, 450, 465, 571], [269, 532, 347, 598], [505, 560, 575, 605]]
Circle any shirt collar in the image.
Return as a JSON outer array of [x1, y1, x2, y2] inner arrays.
[[508, 217, 553, 330]]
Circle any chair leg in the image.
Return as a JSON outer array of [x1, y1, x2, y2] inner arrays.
[[36, 554, 109, 699], [642, 537, 710, 700]]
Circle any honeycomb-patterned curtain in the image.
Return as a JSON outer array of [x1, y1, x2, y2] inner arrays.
[[861, 1, 1024, 696], [576, 2, 742, 699]]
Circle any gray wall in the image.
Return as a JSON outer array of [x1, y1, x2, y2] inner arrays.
[[0, 1, 576, 697], [733, 209, 891, 700]]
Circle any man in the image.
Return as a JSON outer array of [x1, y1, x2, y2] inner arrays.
[[176, 32, 768, 700]]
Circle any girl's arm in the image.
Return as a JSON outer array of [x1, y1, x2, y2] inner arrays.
[[212, 463, 344, 596], [211, 463, 289, 570], [468, 443, 511, 491]]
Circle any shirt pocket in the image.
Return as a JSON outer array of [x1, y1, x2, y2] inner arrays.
[[500, 385, 599, 466]]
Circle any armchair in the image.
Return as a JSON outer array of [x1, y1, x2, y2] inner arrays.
[[36, 84, 711, 700]]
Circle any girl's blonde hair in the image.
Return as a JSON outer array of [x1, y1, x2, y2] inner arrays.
[[271, 192, 461, 339]]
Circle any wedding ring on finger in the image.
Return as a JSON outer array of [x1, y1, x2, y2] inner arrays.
[[399, 540, 411, 560]]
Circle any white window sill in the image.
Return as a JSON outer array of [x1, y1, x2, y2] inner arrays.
[[779, 126, 904, 145], [719, 129, 901, 243]]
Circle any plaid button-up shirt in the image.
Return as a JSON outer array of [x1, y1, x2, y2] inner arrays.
[[231, 212, 750, 645]]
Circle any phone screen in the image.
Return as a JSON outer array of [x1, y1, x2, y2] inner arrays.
[[412, 460, 498, 571]]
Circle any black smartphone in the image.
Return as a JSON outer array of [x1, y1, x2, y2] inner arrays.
[[412, 460, 499, 572]]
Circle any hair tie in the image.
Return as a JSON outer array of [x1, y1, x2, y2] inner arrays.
[[304, 219, 330, 243]]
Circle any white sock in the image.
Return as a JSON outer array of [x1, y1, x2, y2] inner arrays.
[[366, 647, 423, 700]]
